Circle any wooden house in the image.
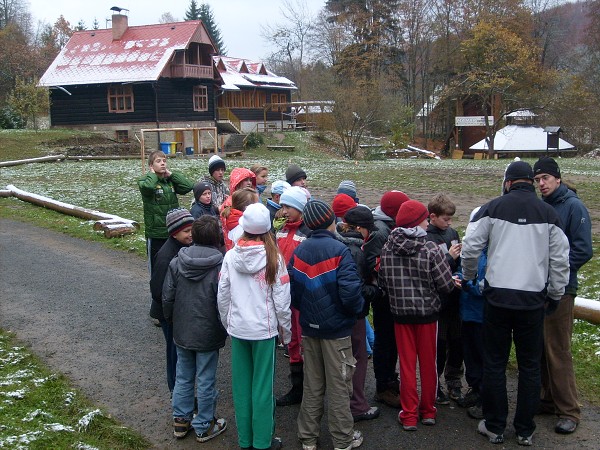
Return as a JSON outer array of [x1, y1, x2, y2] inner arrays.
[[38, 13, 296, 145]]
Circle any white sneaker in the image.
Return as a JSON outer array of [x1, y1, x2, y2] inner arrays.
[[478, 419, 504, 444], [302, 445, 317, 450], [517, 434, 533, 446], [334, 430, 363, 450]]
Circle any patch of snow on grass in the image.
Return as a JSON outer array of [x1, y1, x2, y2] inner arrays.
[[74, 443, 100, 450], [77, 409, 102, 432], [0, 430, 43, 449], [22, 409, 53, 422], [45, 423, 74, 432], [4, 388, 27, 399], [65, 391, 75, 405]]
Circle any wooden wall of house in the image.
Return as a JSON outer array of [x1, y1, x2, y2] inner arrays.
[[49, 79, 216, 126], [227, 90, 290, 122]]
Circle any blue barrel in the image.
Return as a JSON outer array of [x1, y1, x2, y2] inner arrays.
[[160, 142, 170, 155], [185, 146, 194, 155]]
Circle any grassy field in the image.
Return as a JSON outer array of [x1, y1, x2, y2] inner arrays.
[[0, 330, 149, 449], [1, 128, 599, 410]]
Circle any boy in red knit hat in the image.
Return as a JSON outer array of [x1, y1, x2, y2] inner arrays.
[[379, 200, 455, 431]]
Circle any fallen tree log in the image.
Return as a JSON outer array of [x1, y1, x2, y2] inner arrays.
[[574, 297, 600, 325], [66, 155, 140, 161], [0, 154, 66, 168], [3, 184, 138, 238]]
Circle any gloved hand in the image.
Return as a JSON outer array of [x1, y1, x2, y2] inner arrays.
[[545, 297, 560, 316]]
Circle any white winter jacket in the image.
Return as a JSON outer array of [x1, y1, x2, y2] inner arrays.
[[217, 240, 292, 343]]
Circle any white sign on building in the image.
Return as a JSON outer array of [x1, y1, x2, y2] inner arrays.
[[455, 116, 495, 127]]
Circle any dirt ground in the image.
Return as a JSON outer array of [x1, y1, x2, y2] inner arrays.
[[2, 219, 600, 449]]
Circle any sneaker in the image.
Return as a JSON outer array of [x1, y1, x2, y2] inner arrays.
[[283, 345, 290, 358], [398, 414, 417, 431], [333, 430, 363, 449], [457, 388, 480, 408], [555, 417, 577, 434], [353, 406, 380, 422], [467, 404, 484, 420], [196, 417, 227, 443], [448, 386, 463, 402], [374, 389, 400, 408], [478, 419, 504, 444], [302, 444, 317, 450], [436, 387, 450, 405], [421, 417, 436, 426], [270, 437, 283, 449], [516, 434, 533, 446], [173, 417, 191, 438]]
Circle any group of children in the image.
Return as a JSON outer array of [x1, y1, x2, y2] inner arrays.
[[137, 150, 488, 449]]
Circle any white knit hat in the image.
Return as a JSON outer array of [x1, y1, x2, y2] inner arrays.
[[239, 203, 272, 235], [208, 155, 226, 174], [279, 186, 308, 212], [271, 180, 291, 196]]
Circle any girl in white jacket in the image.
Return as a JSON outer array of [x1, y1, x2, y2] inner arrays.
[[217, 203, 292, 450]]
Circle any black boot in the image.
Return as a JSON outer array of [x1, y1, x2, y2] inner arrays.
[[276, 362, 303, 406]]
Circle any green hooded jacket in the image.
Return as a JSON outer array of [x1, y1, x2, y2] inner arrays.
[[137, 171, 193, 239]]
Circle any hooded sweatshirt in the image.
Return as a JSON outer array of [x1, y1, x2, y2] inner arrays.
[[217, 240, 292, 343], [379, 227, 454, 324], [162, 245, 227, 352]]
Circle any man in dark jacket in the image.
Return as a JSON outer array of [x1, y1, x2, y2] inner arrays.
[[462, 160, 570, 446], [289, 200, 365, 450], [533, 157, 593, 435]]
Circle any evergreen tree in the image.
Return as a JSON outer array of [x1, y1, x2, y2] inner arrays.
[[184, 0, 201, 20], [198, 3, 226, 55]]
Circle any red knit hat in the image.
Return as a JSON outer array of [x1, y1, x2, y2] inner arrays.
[[380, 190, 410, 219], [396, 200, 429, 228], [332, 193, 357, 219]]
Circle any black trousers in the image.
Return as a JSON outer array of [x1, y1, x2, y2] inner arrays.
[[371, 294, 398, 391], [462, 321, 483, 392], [482, 301, 544, 437]]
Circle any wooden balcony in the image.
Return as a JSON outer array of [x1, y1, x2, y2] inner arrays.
[[170, 64, 213, 79]]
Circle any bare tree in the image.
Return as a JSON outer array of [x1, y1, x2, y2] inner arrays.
[[261, 0, 316, 98]]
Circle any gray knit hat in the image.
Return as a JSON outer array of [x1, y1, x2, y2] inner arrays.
[[285, 164, 307, 185], [166, 208, 195, 236], [208, 155, 226, 175], [303, 200, 335, 230], [337, 180, 358, 201], [193, 181, 212, 201]]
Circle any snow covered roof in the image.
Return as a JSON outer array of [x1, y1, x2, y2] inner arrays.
[[506, 109, 537, 117], [214, 56, 297, 91], [470, 125, 575, 152], [39, 20, 212, 87]]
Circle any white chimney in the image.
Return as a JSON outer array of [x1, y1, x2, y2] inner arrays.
[[112, 14, 128, 40]]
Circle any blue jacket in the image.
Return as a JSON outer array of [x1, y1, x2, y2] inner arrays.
[[542, 183, 593, 295], [456, 248, 487, 324], [289, 229, 364, 339]]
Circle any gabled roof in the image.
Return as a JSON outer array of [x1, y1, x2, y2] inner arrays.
[[39, 20, 214, 87], [470, 125, 575, 152], [214, 56, 297, 91]]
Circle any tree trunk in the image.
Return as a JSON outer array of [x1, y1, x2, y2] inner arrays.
[[3, 185, 138, 238]]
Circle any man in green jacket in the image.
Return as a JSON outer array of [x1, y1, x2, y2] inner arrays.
[[138, 150, 194, 274]]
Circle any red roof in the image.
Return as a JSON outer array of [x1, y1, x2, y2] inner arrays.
[[39, 20, 213, 87]]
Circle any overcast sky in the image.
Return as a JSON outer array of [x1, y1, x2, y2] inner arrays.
[[26, 0, 326, 61]]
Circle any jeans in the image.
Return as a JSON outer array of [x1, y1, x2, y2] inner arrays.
[[482, 302, 544, 438], [365, 318, 375, 355], [172, 346, 219, 435], [159, 319, 177, 392]]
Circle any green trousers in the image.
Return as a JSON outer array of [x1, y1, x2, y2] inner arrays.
[[231, 336, 277, 449]]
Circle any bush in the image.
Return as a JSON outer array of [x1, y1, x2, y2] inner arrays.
[[0, 105, 25, 129], [244, 132, 264, 148]]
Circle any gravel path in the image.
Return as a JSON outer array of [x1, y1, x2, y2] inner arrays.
[[1, 218, 598, 449]]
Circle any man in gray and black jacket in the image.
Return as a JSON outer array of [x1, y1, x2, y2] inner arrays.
[[461, 160, 570, 446]]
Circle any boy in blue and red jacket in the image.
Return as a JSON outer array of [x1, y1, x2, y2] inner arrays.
[[289, 200, 365, 450]]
